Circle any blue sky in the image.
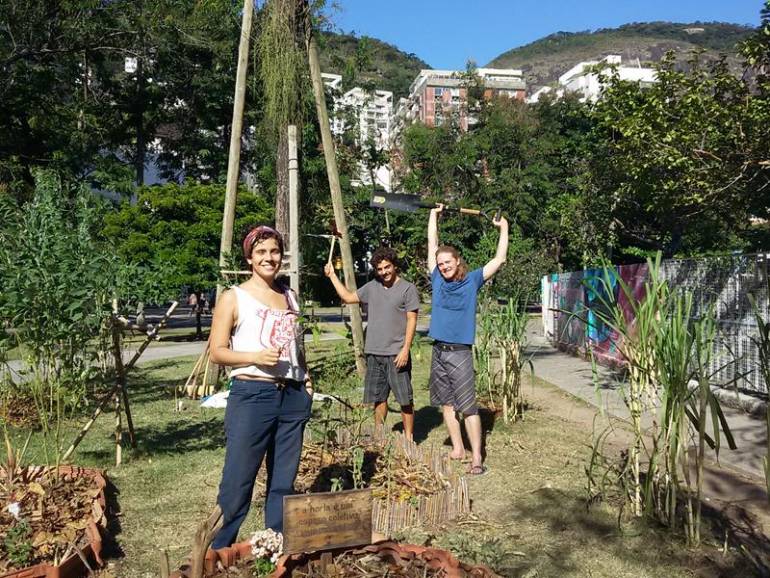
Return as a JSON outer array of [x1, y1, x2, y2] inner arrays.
[[329, 0, 763, 69]]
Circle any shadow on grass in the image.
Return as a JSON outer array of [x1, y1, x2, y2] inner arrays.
[[100, 478, 126, 561], [407, 406, 496, 463], [496, 486, 765, 577], [410, 405, 443, 444], [131, 416, 225, 456], [77, 415, 224, 462]]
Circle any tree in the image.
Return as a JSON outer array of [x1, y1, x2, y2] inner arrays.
[[590, 51, 770, 257], [257, 0, 312, 240], [0, 171, 167, 459], [103, 183, 273, 292]]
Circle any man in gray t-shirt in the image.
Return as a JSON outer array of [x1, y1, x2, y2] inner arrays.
[[324, 246, 420, 439]]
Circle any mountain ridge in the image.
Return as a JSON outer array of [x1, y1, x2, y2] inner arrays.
[[486, 21, 755, 89]]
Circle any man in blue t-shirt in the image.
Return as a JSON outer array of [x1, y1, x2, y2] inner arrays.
[[427, 204, 509, 475]]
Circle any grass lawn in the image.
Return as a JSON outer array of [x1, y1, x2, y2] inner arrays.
[[2, 341, 761, 577]]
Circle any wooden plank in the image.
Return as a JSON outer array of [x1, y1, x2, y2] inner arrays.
[[283, 489, 372, 554]]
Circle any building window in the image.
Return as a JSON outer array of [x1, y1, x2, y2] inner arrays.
[[434, 88, 444, 99]]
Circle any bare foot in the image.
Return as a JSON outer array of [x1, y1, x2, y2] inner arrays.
[[448, 450, 467, 461]]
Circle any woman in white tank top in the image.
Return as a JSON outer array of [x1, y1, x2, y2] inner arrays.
[[209, 225, 313, 549]]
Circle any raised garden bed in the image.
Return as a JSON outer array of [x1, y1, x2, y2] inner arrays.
[[255, 431, 470, 537], [174, 541, 500, 577], [0, 466, 107, 578]]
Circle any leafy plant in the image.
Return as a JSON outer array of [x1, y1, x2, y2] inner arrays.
[[3, 520, 33, 568], [583, 254, 736, 543], [351, 446, 365, 489], [0, 171, 168, 463], [437, 531, 511, 574], [253, 557, 276, 577]]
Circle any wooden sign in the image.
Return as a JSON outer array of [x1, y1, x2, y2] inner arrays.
[[282, 488, 372, 554]]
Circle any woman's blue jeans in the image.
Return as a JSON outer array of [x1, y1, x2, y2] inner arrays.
[[211, 378, 311, 548]]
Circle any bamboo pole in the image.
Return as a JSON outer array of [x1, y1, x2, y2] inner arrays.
[[111, 314, 136, 447], [114, 392, 122, 467], [61, 302, 178, 462], [217, 0, 254, 299], [302, 2, 366, 376], [288, 124, 300, 293]]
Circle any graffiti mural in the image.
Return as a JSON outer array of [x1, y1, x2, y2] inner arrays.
[[542, 255, 769, 394], [544, 263, 648, 367]]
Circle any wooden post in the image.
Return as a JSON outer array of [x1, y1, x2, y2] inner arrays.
[[189, 506, 223, 578], [159, 549, 170, 578], [217, 0, 254, 298], [60, 302, 178, 463], [114, 392, 122, 466], [288, 124, 300, 293], [304, 6, 366, 376], [111, 317, 136, 448]]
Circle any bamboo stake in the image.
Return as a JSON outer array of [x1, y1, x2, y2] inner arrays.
[[114, 392, 122, 467], [61, 302, 178, 462], [217, 0, 254, 301], [111, 310, 135, 448], [183, 348, 207, 395], [303, 1, 366, 377]]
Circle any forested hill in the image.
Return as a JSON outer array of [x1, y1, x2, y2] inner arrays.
[[487, 22, 756, 89], [318, 32, 429, 99]]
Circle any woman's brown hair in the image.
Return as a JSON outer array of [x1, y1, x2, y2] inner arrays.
[[435, 245, 468, 281]]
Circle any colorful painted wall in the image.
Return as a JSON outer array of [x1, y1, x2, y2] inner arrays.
[[541, 255, 770, 394]]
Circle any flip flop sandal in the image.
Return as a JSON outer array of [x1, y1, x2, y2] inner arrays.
[[467, 465, 489, 476]]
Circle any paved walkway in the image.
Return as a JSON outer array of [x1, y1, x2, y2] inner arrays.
[[526, 321, 767, 479], [3, 332, 347, 382]]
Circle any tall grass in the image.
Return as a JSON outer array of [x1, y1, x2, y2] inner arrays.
[[585, 254, 735, 543], [475, 296, 531, 424]]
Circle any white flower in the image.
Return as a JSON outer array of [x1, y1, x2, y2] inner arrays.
[[249, 528, 284, 561], [6, 502, 21, 520]]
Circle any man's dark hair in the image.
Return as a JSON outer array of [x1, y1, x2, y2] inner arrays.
[[370, 246, 400, 270]]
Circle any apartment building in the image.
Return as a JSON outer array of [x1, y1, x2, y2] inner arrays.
[[395, 68, 526, 133], [323, 73, 394, 191], [528, 55, 657, 103]]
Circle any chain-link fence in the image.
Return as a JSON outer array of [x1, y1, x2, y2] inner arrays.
[[541, 254, 770, 395]]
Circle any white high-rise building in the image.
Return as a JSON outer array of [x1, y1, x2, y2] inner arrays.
[[323, 74, 394, 191], [528, 55, 657, 103]]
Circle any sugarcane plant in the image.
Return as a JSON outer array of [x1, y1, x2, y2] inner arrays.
[[584, 254, 666, 516], [491, 296, 532, 424], [473, 300, 498, 410], [584, 254, 735, 542]]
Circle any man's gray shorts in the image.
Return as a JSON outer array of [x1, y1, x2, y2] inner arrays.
[[429, 343, 478, 415], [364, 354, 413, 407]]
